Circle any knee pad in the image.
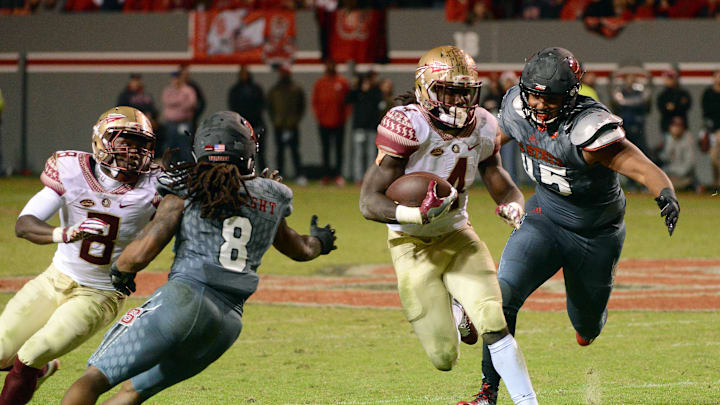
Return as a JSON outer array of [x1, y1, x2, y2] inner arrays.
[[428, 344, 458, 371], [473, 301, 507, 335], [397, 275, 425, 323]]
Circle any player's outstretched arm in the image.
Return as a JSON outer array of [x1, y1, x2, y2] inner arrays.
[[359, 151, 407, 224], [480, 131, 525, 229], [273, 216, 337, 261], [115, 194, 185, 273], [585, 138, 679, 235], [15, 186, 110, 244]]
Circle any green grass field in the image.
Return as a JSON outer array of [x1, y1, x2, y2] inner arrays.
[[1, 176, 719, 404]]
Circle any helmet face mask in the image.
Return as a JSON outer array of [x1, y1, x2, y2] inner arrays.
[[192, 111, 258, 177], [92, 106, 156, 178], [415, 46, 482, 129], [519, 47, 584, 132]]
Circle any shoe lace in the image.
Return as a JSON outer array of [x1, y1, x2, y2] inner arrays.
[[474, 382, 496, 400]]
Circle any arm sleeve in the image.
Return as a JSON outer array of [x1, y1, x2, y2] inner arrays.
[[39, 153, 65, 196], [19, 187, 63, 221], [375, 109, 420, 158]]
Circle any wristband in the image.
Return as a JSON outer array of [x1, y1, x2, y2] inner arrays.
[[52, 227, 65, 243], [395, 205, 423, 224]]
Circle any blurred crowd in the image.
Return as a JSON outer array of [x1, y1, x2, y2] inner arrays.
[[0, 0, 717, 17], [114, 62, 395, 186]]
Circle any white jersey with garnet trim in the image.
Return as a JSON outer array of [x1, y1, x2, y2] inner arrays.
[[40, 151, 161, 290], [376, 104, 499, 237]]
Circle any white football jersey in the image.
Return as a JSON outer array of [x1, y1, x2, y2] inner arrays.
[[40, 151, 161, 290], [376, 104, 498, 236]]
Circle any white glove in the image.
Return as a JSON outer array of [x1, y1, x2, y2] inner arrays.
[[396, 181, 458, 225], [52, 218, 110, 243], [495, 202, 524, 230]]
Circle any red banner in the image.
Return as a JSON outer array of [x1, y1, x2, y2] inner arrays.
[[326, 9, 387, 64], [192, 10, 296, 65]]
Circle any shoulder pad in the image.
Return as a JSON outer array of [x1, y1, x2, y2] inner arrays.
[[569, 109, 623, 147]]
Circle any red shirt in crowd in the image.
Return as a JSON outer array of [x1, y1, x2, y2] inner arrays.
[[312, 73, 350, 129]]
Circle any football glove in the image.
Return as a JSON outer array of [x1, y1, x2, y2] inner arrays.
[[110, 263, 136, 296], [395, 181, 458, 225], [156, 148, 194, 198], [260, 168, 283, 183], [655, 187, 680, 236], [310, 215, 337, 255], [496, 201, 524, 230], [52, 218, 110, 243]]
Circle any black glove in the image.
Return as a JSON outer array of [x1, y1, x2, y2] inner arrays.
[[310, 215, 337, 255], [110, 263, 137, 296], [655, 187, 680, 236]]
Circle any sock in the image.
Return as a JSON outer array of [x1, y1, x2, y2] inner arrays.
[[451, 298, 463, 341], [0, 357, 42, 405], [488, 334, 537, 405]]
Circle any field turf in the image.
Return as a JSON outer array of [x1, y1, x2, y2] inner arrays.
[[1, 176, 719, 404]]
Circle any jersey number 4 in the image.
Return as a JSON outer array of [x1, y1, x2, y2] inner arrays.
[[219, 216, 253, 272]]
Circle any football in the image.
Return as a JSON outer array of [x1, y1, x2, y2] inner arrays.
[[385, 172, 453, 207]]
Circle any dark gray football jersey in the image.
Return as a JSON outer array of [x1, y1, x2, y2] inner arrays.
[[170, 177, 292, 305], [498, 85, 625, 231]]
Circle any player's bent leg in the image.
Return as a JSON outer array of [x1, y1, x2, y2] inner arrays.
[[101, 381, 143, 405], [561, 222, 625, 344], [388, 230, 459, 371], [0, 266, 60, 368], [60, 366, 113, 405], [129, 287, 244, 400], [17, 285, 123, 369]]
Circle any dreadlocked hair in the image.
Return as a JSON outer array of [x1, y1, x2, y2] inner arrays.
[[395, 90, 418, 106], [185, 161, 251, 220]]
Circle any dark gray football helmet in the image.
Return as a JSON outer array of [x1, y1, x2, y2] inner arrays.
[[519, 47, 584, 131], [193, 111, 258, 177]]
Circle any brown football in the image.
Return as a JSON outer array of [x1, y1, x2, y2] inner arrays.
[[385, 172, 453, 207]]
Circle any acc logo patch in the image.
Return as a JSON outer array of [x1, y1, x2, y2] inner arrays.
[[80, 199, 95, 208], [431, 147, 444, 156]]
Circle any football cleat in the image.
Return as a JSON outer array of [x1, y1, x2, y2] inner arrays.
[[457, 382, 498, 405], [458, 308, 478, 345], [576, 332, 595, 346], [36, 359, 60, 389]]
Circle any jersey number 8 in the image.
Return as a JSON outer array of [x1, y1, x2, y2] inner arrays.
[[219, 216, 253, 272]]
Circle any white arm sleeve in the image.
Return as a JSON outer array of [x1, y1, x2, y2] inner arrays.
[[19, 187, 63, 221]]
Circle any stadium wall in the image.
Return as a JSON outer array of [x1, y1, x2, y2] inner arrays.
[[0, 12, 717, 182]]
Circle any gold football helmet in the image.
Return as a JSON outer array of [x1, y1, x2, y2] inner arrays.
[[415, 45, 482, 128], [91, 106, 155, 176]]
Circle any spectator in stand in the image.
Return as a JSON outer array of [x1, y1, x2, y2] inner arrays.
[[228, 65, 267, 171], [578, 70, 600, 101], [312, 59, 350, 186], [657, 67, 692, 133], [267, 66, 307, 185], [116, 73, 158, 122], [610, 65, 653, 159], [659, 116, 697, 190], [123, 0, 193, 11], [582, 0, 615, 16], [499, 71, 522, 184], [378, 78, 396, 117], [698, 0, 719, 17], [480, 72, 502, 114], [346, 71, 383, 183], [178, 65, 206, 132], [161, 70, 197, 164], [701, 70, 720, 188], [632, 0, 658, 19]]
